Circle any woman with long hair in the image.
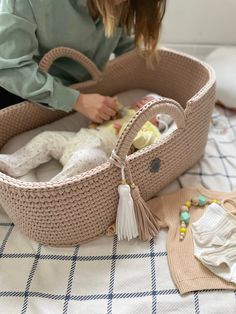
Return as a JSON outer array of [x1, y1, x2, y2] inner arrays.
[[0, 0, 166, 123]]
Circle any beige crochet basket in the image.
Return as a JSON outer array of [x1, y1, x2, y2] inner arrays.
[[0, 48, 215, 246]]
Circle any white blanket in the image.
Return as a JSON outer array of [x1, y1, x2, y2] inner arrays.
[[0, 104, 236, 314]]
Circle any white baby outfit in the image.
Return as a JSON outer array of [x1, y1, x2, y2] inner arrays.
[[0, 127, 117, 181], [192, 201, 236, 284]]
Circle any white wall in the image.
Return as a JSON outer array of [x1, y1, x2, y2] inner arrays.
[[161, 0, 236, 45]]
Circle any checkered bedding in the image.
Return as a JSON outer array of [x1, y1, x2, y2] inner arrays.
[[0, 105, 236, 314]]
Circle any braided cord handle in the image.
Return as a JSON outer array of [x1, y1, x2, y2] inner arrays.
[[39, 47, 102, 81], [114, 98, 186, 162]]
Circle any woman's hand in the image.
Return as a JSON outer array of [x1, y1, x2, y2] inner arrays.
[[73, 93, 118, 123]]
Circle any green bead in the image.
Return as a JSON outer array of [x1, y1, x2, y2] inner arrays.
[[198, 195, 207, 206], [180, 211, 190, 223]]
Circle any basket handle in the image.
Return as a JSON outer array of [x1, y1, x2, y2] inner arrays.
[[39, 47, 102, 81], [114, 98, 186, 162]]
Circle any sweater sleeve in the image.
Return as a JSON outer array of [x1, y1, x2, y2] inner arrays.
[[0, 3, 80, 112]]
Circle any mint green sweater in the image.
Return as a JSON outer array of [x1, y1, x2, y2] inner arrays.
[[0, 0, 134, 112]]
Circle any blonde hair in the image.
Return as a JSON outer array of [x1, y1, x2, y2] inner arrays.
[[93, 0, 167, 59]]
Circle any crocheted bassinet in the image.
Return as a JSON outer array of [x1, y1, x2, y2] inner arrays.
[[0, 48, 215, 246]]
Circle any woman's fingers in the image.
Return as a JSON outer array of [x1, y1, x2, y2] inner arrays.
[[100, 96, 118, 119], [99, 112, 110, 121], [103, 106, 117, 117], [94, 117, 103, 124], [104, 96, 118, 110]]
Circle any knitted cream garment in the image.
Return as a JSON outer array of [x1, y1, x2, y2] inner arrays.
[[192, 202, 236, 284]]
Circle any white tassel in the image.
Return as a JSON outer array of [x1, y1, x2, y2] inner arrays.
[[115, 167, 138, 241]]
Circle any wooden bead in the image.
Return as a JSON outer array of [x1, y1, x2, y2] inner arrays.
[[181, 205, 189, 212], [191, 197, 199, 206]]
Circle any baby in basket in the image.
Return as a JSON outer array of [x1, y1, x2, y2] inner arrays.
[[0, 93, 170, 181]]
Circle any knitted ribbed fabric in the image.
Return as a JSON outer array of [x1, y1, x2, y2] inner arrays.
[[192, 202, 236, 284], [147, 185, 236, 294]]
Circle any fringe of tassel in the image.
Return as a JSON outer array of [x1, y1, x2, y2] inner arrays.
[[112, 151, 160, 242]]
